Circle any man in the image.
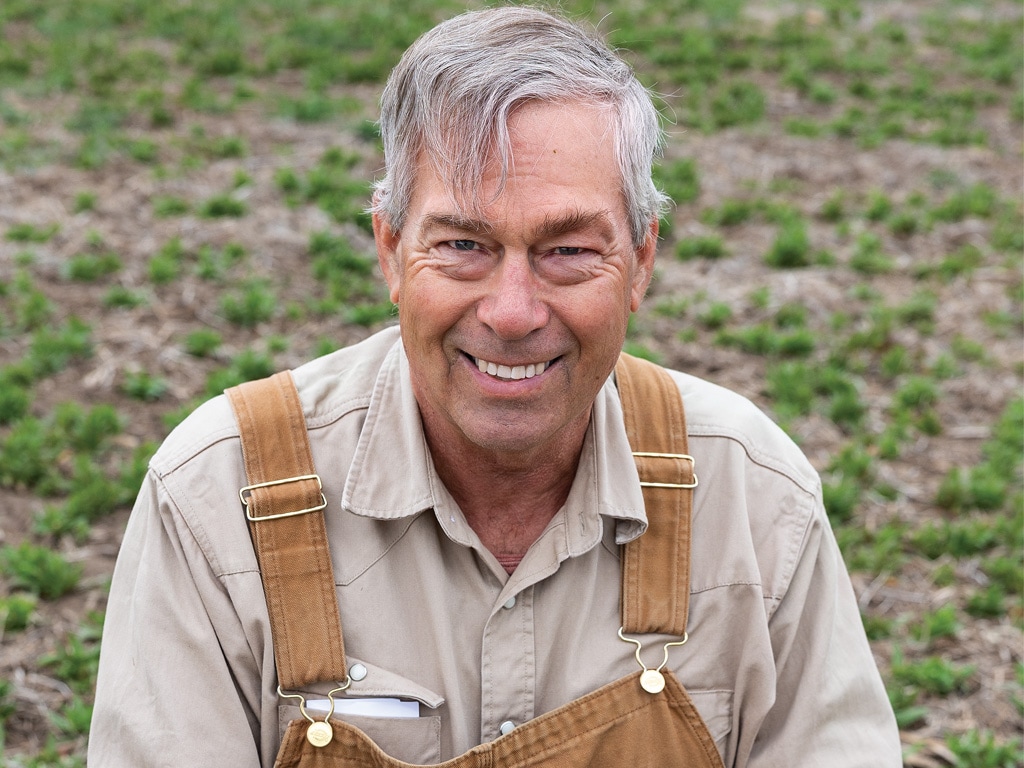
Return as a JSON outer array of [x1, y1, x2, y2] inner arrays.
[[90, 7, 902, 766]]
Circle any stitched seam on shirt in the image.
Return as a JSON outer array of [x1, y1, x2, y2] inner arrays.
[[304, 394, 371, 428], [333, 513, 423, 585], [153, 395, 371, 478], [153, 471, 235, 585], [687, 423, 820, 497], [152, 430, 239, 478], [688, 580, 784, 604], [767, 492, 818, 622]]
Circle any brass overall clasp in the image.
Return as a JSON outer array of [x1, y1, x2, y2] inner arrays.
[[617, 627, 688, 694], [277, 678, 351, 747]]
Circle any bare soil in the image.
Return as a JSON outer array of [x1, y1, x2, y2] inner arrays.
[[0, 11, 1022, 764]]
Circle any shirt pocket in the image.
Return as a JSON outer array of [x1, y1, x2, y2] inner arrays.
[[277, 657, 445, 765], [687, 689, 734, 754]]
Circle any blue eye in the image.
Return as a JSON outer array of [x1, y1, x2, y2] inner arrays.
[[555, 247, 583, 256], [450, 240, 479, 251]]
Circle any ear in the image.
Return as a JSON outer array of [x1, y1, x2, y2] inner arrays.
[[372, 210, 402, 305], [629, 218, 659, 313]]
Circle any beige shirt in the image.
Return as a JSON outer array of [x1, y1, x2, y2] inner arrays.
[[89, 326, 901, 767]]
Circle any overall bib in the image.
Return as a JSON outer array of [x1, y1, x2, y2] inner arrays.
[[227, 354, 725, 768]]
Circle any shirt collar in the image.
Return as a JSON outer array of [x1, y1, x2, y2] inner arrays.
[[342, 339, 648, 547]]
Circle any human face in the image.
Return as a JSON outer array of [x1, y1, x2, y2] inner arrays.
[[374, 101, 657, 465]]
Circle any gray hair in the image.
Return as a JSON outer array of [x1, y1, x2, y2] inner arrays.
[[371, 6, 669, 247]]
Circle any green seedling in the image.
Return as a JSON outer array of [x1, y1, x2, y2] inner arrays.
[[910, 605, 960, 644], [932, 183, 998, 222], [945, 729, 1023, 768], [73, 191, 96, 212], [653, 298, 689, 318], [709, 80, 764, 128], [103, 285, 148, 308], [148, 237, 187, 285], [39, 623, 101, 695], [966, 584, 1007, 619], [654, 158, 700, 205], [184, 328, 223, 357], [716, 324, 815, 357], [702, 198, 753, 227], [676, 235, 728, 261], [122, 370, 169, 401], [910, 519, 999, 560], [850, 233, 893, 274], [65, 251, 122, 281], [204, 348, 277, 397], [890, 651, 975, 696], [198, 193, 247, 218], [0, 592, 37, 631], [220, 280, 277, 327], [765, 216, 811, 268], [0, 542, 81, 600], [152, 195, 190, 217], [895, 291, 937, 334], [5, 222, 59, 243], [886, 684, 929, 730], [698, 302, 732, 330], [346, 301, 396, 327], [50, 696, 94, 738], [53, 401, 122, 452], [0, 376, 31, 425], [0, 416, 59, 490]]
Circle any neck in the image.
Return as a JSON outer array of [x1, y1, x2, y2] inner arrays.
[[425, 425, 587, 560]]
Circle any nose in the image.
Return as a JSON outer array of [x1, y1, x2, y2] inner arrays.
[[476, 252, 549, 341]]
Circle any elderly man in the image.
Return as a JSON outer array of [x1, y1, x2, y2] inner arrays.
[[90, 7, 902, 767]]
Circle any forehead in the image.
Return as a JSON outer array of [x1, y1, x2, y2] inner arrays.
[[410, 101, 623, 221]]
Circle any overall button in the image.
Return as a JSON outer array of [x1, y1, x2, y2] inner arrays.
[[349, 663, 368, 682], [502, 596, 516, 610], [499, 720, 515, 736]]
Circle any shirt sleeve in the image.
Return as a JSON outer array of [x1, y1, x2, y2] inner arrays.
[[747, 503, 903, 767], [88, 470, 265, 767]]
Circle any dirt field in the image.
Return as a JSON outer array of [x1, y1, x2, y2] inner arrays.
[[0, 2, 1021, 764]]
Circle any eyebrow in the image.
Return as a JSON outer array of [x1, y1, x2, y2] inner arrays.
[[420, 209, 614, 241], [535, 209, 614, 241], [421, 214, 495, 236]]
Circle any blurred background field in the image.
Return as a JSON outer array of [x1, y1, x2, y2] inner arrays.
[[0, 1, 1021, 765]]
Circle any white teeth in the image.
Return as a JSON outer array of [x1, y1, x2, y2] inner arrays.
[[473, 357, 549, 380]]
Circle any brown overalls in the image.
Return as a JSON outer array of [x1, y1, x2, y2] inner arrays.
[[227, 354, 725, 768]]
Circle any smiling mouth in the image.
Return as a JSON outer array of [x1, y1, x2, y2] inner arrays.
[[470, 355, 555, 381]]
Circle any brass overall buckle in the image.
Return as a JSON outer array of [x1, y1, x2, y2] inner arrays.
[[239, 474, 327, 521], [277, 678, 352, 748], [631, 452, 698, 489], [618, 627, 688, 694]]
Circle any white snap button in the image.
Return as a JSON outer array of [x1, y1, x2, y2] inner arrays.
[[499, 720, 515, 736], [349, 663, 368, 682], [503, 596, 516, 610]]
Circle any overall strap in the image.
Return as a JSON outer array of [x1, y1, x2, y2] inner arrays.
[[226, 371, 348, 691], [615, 353, 695, 637]]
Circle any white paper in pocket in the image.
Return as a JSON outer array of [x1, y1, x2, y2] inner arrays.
[[305, 697, 420, 719]]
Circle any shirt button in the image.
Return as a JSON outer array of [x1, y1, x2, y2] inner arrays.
[[499, 720, 515, 736], [502, 596, 516, 610], [349, 663, 368, 682]]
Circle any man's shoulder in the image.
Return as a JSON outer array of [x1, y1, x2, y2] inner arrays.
[[149, 326, 401, 478], [662, 365, 820, 497]]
